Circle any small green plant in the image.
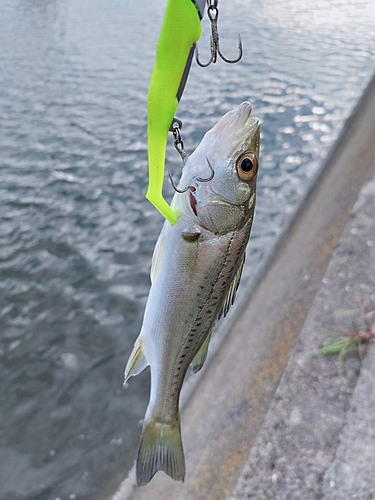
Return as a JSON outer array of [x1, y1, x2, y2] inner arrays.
[[311, 301, 375, 377]]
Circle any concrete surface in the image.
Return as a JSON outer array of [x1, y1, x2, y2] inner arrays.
[[321, 180, 375, 500], [231, 174, 375, 500], [112, 74, 375, 500]]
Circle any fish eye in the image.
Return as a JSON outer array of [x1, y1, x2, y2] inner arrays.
[[241, 157, 253, 172], [236, 152, 258, 181]]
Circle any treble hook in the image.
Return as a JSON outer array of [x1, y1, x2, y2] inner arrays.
[[196, 0, 242, 67], [168, 156, 215, 194]]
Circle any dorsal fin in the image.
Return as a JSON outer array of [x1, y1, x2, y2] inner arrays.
[[190, 254, 245, 374], [218, 254, 245, 320]]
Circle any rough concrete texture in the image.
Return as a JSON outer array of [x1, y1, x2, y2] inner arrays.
[[231, 174, 375, 500]]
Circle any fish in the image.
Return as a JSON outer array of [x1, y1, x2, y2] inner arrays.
[[125, 101, 260, 487]]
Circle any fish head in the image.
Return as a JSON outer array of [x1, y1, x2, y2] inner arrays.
[[173, 102, 260, 234]]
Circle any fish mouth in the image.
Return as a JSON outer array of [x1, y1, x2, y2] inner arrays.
[[232, 101, 253, 126], [210, 102, 252, 135], [207, 102, 260, 159], [228, 102, 259, 155]]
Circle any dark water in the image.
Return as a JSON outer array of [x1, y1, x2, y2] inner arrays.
[[0, 0, 374, 499]]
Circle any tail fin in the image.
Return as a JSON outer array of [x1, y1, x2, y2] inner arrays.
[[136, 415, 185, 486]]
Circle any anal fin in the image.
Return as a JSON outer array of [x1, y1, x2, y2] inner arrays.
[[190, 332, 212, 374]]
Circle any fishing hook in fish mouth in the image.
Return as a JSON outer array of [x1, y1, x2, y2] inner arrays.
[[195, 0, 243, 67], [168, 156, 214, 194]]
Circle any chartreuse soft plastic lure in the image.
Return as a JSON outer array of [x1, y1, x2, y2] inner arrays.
[[146, 0, 203, 225]]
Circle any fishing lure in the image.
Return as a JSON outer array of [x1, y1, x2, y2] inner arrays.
[[146, 0, 242, 225], [146, 0, 204, 225]]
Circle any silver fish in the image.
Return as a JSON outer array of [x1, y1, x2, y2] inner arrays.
[[125, 102, 260, 486]]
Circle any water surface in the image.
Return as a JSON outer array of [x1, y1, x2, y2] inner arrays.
[[1, 0, 375, 498]]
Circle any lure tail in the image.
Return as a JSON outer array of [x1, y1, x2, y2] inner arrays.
[[136, 414, 185, 486]]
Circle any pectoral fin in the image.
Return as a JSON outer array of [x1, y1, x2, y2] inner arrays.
[[190, 333, 212, 374], [124, 337, 149, 383]]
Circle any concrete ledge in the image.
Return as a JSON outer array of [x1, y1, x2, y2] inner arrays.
[[231, 160, 375, 500], [112, 72, 375, 500]]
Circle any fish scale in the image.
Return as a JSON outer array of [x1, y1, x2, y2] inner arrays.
[[125, 102, 260, 486]]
